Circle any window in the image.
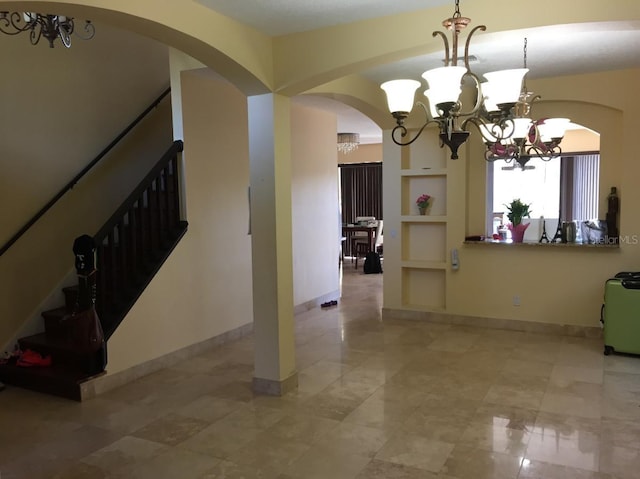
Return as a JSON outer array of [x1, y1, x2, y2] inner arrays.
[[488, 154, 600, 239]]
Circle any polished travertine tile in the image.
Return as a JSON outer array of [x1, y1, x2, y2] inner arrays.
[[374, 432, 455, 471], [524, 429, 600, 471], [440, 445, 523, 479], [4, 262, 640, 478]]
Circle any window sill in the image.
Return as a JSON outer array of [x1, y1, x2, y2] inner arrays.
[[463, 239, 620, 249]]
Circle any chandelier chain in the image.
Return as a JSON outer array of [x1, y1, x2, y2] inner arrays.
[[453, 0, 461, 18]]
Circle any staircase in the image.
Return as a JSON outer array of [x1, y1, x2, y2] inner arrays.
[[0, 141, 187, 400]]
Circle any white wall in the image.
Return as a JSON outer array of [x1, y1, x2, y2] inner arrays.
[[291, 103, 341, 305]]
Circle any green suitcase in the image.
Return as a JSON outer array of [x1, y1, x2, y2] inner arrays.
[[603, 273, 640, 356]]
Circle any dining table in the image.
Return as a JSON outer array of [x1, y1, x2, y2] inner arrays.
[[342, 224, 377, 254]]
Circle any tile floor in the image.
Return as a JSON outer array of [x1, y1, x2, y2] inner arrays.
[[2, 262, 640, 478]]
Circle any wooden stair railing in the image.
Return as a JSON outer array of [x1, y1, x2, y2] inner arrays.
[[95, 140, 187, 338], [0, 140, 188, 400], [0, 87, 171, 258]]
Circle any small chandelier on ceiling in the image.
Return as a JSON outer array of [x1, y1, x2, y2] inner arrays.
[[337, 132, 360, 154], [381, 0, 535, 159], [479, 39, 569, 167], [0, 12, 95, 48]]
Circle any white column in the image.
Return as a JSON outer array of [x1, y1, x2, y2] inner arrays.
[[248, 93, 297, 395]]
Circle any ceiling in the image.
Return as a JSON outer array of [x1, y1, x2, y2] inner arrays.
[[198, 0, 640, 144]]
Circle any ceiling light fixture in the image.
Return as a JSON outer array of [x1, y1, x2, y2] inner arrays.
[[480, 39, 569, 167], [0, 12, 95, 48], [337, 132, 360, 154], [380, 0, 528, 159]]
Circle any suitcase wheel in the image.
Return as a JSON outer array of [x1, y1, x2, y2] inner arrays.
[[604, 345, 614, 356]]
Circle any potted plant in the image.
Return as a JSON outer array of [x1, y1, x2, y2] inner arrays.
[[504, 198, 531, 242], [416, 194, 432, 215]]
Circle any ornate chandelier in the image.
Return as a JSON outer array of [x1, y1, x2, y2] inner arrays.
[[337, 132, 360, 154], [380, 0, 531, 159], [480, 39, 569, 167], [0, 12, 95, 48]]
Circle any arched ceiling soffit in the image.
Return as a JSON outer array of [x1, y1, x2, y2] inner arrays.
[[0, 0, 274, 95], [304, 75, 392, 129], [532, 100, 620, 138], [273, 0, 640, 96]]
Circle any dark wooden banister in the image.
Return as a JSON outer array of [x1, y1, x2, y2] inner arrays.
[[94, 140, 183, 241], [0, 86, 172, 257]]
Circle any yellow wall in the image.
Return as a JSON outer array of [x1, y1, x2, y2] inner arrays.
[[3, 0, 640, 376], [107, 70, 254, 373], [451, 69, 640, 328], [107, 73, 342, 373]]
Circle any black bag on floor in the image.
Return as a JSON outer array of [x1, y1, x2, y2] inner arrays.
[[364, 252, 382, 274]]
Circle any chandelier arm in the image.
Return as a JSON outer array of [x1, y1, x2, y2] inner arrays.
[[29, 25, 42, 45], [390, 118, 439, 147], [464, 25, 486, 70], [77, 20, 95, 40], [59, 27, 71, 47], [432, 31, 450, 66], [526, 142, 562, 161], [0, 12, 33, 34], [455, 71, 483, 118]]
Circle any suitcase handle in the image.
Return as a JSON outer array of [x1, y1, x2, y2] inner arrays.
[[600, 303, 605, 327], [622, 279, 640, 290]]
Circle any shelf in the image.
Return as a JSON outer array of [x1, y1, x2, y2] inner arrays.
[[401, 260, 447, 270], [401, 215, 447, 223], [464, 240, 620, 249], [400, 168, 447, 177]]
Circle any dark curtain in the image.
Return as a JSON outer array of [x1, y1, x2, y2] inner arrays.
[[339, 162, 383, 224]]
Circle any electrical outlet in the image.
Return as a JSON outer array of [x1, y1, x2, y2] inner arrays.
[[513, 295, 521, 306]]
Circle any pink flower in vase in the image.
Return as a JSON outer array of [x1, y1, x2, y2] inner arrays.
[[416, 194, 432, 214]]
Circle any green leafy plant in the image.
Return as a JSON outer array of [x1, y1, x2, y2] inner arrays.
[[504, 198, 531, 226]]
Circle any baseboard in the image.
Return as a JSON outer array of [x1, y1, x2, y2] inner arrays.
[[381, 308, 602, 338], [81, 291, 341, 401], [79, 321, 254, 400], [293, 289, 340, 315]]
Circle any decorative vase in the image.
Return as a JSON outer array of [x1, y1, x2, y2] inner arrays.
[[508, 222, 530, 243], [418, 199, 432, 215]]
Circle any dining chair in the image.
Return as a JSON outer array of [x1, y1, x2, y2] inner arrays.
[[350, 216, 376, 263], [353, 219, 383, 268]]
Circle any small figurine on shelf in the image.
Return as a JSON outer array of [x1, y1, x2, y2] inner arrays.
[[416, 194, 432, 215]]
